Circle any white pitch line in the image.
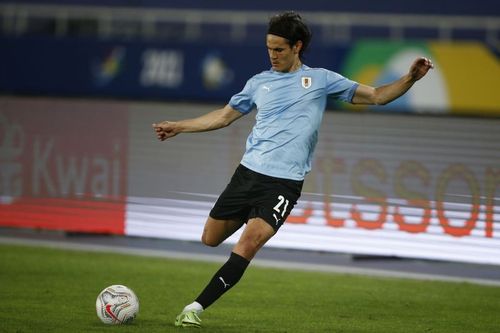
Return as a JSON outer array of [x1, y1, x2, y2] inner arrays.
[[1, 236, 499, 287]]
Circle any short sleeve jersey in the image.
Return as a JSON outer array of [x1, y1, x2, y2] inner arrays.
[[229, 64, 358, 181]]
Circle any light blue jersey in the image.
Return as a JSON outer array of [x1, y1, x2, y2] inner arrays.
[[229, 64, 358, 181]]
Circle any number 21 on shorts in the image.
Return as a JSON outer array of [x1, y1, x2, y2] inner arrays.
[[273, 195, 289, 218]]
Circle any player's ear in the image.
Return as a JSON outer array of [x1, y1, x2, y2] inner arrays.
[[293, 40, 303, 55]]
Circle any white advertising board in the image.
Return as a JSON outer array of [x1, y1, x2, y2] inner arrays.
[[1, 97, 498, 265], [126, 103, 500, 265]]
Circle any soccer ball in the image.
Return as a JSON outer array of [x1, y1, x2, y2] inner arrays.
[[96, 285, 139, 324]]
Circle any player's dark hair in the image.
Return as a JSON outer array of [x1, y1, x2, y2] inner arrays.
[[267, 11, 312, 60]]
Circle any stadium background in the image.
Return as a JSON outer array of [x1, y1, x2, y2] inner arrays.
[[0, 1, 499, 266]]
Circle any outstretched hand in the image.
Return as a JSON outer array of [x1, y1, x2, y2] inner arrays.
[[152, 121, 178, 141], [409, 57, 434, 81]]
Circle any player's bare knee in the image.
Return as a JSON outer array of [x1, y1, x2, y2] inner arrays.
[[201, 234, 221, 247]]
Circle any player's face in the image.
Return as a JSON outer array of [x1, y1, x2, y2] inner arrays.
[[266, 34, 301, 73]]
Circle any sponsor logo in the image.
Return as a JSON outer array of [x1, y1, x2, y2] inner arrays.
[[262, 85, 271, 92], [92, 47, 126, 87], [141, 49, 184, 88], [218, 277, 230, 289]]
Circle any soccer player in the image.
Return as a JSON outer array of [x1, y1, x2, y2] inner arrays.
[[153, 11, 433, 328]]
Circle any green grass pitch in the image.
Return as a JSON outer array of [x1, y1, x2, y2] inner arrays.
[[1, 243, 499, 332]]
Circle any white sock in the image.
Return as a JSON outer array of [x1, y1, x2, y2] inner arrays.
[[183, 301, 203, 314]]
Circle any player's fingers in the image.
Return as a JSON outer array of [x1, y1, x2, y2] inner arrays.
[[421, 57, 434, 69], [153, 121, 171, 129]]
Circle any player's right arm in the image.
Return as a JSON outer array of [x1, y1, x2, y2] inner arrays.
[[152, 104, 243, 141]]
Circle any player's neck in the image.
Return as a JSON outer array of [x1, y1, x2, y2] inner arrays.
[[281, 61, 302, 73], [290, 61, 302, 72]]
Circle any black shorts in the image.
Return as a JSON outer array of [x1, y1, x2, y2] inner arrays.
[[209, 164, 303, 231]]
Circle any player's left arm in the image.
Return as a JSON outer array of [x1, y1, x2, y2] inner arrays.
[[351, 57, 433, 105]]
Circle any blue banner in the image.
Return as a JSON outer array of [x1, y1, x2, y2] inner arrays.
[[0, 36, 348, 103]]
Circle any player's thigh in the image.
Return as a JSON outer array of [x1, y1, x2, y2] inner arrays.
[[201, 217, 243, 247], [232, 217, 276, 260]]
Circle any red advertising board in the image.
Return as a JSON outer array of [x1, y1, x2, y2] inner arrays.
[[0, 97, 127, 234]]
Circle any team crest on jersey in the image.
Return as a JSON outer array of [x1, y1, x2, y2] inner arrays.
[[301, 76, 312, 89]]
